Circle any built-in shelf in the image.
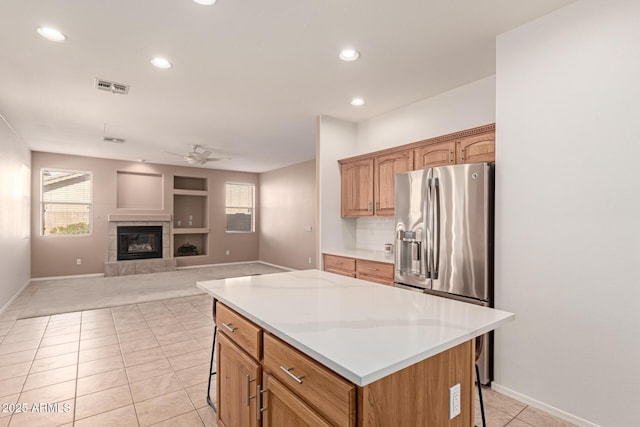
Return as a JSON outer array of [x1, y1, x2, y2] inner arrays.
[[172, 228, 209, 235], [173, 189, 208, 196], [173, 175, 209, 259]]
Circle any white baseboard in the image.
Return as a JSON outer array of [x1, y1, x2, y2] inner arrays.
[[257, 261, 295, 271], [491, 383, 600, 427], [30, 273, 105, 281], [0, 279, 31, 316]]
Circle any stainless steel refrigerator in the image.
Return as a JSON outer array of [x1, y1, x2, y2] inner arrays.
[[394, 162, 494, 384]]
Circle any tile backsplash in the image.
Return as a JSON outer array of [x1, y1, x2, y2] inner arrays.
[[355, 217, 395, 251]]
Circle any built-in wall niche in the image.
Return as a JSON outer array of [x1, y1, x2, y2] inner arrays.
[[117, 172, 163, 209], [174, 176, 208, 191], [174, 233, 207, 257], [173, 194, 207, 228]]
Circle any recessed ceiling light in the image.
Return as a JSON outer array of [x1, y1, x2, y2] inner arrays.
[[193, 0, 217, 5], [37, 27, 66, 42], [350, 98, 365, 106], [339, 49, 360, 62], [150, 57, 172, 69]]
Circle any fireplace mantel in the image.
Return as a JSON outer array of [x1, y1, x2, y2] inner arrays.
[[108, 214, 172, 222]]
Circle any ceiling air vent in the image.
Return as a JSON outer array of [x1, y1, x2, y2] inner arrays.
[[95, 78, 130, 95]]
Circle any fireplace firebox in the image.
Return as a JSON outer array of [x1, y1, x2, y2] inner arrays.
[[117, 226, 163, 261]]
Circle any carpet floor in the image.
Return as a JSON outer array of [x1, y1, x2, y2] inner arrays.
[[5, 262, 288, 319]]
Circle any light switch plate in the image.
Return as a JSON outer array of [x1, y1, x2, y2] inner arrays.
[[449, 383, 461, 419]]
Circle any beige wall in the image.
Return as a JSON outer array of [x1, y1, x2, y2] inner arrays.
[[0, 124, 31, 311], [31, 152, 259, 278], [259, 160, 316, 270]]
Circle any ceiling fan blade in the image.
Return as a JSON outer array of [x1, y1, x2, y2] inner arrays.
[[162, 150, 187, 158]]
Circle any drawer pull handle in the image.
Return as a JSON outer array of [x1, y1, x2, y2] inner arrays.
[[367, 267, 378, 271], [279, 366, 304, 384], [335, 261, 343, 265], [257, 385, 266, 419], [222, 323, 237, 333]]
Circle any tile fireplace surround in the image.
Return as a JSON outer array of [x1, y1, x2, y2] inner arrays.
[[105, 214, 176, 277]]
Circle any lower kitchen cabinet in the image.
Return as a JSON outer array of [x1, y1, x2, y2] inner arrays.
[[262, 373, 332, 427], [323, 254, 393, 285], [217, 330, 261, 427]]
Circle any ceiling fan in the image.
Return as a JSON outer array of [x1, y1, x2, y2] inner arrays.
[[163, 144, 229, 165]]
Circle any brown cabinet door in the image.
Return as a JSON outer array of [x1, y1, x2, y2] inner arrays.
[[262, 373, 332, 427], [217, 332, 261, 427], [340, 158, 374, 217], [374, 150, 413, 216], [414, 140, 455, 169], [457, 131, 495, 164]]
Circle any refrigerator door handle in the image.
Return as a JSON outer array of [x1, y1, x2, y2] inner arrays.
[[425, 178, 432, 278], [432, 177, 440, 279]]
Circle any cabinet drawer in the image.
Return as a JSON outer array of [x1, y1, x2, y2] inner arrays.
[[324, 267, 356, 278], [323, 254, 356, 273], [217, 303, 262, 360], [263, 333, 356, 427], [356, 260, 393, 281]]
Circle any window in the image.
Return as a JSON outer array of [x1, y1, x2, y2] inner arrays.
[[225, 183, 254, 232], [41, 169, 92, 236]]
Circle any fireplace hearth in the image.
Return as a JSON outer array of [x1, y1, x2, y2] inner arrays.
[[117, 225, 163, 261]]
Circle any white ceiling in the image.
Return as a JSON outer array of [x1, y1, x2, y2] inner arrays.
[[0, 0, 575, 173]]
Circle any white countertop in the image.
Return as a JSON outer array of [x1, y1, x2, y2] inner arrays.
[[197, 269, 514, 387], [322, 248, 394, 264]]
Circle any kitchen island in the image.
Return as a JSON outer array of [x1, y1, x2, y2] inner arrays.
[[197, 269, 514, 427]]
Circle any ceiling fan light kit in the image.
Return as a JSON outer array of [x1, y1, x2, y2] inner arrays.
[[163, 144, 229, 165]]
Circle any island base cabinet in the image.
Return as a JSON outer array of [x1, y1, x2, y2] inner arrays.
[[357, 340, 474, 427], [216, 332, 261, 427], [262, 373, 332, 427]]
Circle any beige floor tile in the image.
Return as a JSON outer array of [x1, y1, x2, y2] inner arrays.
[[180, 320, 214, 331], [196, 336, 214, 351], [505, 419, 534, 427], [120, 336, 159, 354], [76, 368, 128, 397], [175, 363, 210, 388], [80, 326, 116, 340], [80, 334, 119, 351], [175, 312, 208, 323], [130, 372, 183, 403], [81, 308, 113, 320], [126, 357, 173, 383], [161, 339, 202, 358], [141, 311, 174, 322], [74, 404, 138, 427], [50, 312, 81, 321], [189, 326, 214, 339], [2, 330, 44, 344], [12, 317, 49, 329], [39, 332, 79, 347], [0, 376, 26, 398], [18, 379, 76, 404], [155, 331, 193, 347], [196, 406, 217, 427], [0, 339, 40, 355], [0, 320, 15, 329], [78, 343, 121, 364], [6, 324, 46, 337], [8, 398, 74, 427], [81, 320, 115, 332], [146, 317, 180, 328], [111, 304, 140, 314], [169, 350, 209, 372], [475, 402, 514, 427], [150, 323, 187, 337], [517, 406, 576, 427], [47, 318, 81, 329], [123, 346, 165, 368], [184, 381, 212, 409], [78, 354, 124, 378], [115, 321, 149, 335], [0, 361, 31, 381], [44, 324, 80, 337], [479, 387, 528, 418], [117, 328, 154, 344], [30, 352, 78, 374], [22, 364, 77, 391], [152, 410, 205, 426], [135, 389, 194, 426], [35, 341, 79, 359], [75, 384, 132, 421]]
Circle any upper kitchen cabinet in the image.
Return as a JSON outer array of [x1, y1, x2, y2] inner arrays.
[[414, 140, 455, 169], [374, 150, 414, 216], [456, 131, 495, 164], [340, 158, 374, 217]]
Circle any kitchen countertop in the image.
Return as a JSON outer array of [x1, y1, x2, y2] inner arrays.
[[197, 269, 514, 387], [322, 248, 394, 264]]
